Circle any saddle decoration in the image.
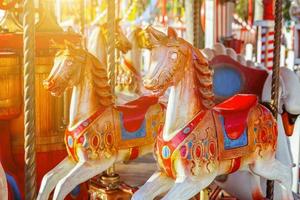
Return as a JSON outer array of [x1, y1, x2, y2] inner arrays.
[[157, 111, 206, 178], [116, 95, 159, 132], [65, 108, 105, 161], [213, 94, 258, 140]]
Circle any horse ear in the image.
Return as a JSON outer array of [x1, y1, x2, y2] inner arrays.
[[50, 39, 64, 49], [64, 40, 76, 50], [167, 27, 177, 39]]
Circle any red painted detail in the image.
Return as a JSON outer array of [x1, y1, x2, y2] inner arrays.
[[65, 108, 105, 161], [106, 133, 112, 145], [261, 32, 275, 37], [129, 147, 139, 160], [157, 111, 206, 178], [261, 128, 268, 142], [214, 94, 258, 140], [228, 157, 242, 174], [195, 145, 202, 158], [92, 136, 99, 147], [261, 49, 274, 54], [209, 142, 216, 156], [79, 135, 85, 143], [180, 145, 188, 158], [117, 96, 159, 132]]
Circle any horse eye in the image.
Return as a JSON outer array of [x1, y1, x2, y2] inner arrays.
[[66, 60, 72, 66], [171, 52, 178, 60]]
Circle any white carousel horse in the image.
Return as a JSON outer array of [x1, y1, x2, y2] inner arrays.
[[203, 43, 300, 199], [0, 162, 8, 200], [37, 43, 164, 200], [132, 26, 293, 200]]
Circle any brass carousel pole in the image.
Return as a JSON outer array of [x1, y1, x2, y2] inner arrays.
[[105, 0, 117, 179], [267, 0, 282, 199], [23, 0, 37, 199]]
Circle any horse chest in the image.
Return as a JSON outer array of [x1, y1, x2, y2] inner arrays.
[[156, 111, 218, 178]]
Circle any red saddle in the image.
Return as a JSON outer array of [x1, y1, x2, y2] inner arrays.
[[116, 96, 159, 132], [213, 94, 258, 140]]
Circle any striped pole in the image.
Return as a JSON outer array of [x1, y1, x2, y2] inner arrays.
[[261, 24, 275, 71]]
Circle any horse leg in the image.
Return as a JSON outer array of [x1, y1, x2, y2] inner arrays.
[[132, 171, 175, 200], [250, 159, 293, 200], [52, 157, 115, 200], [37, 157, 75, 200], [0, 163, 7, 200], [161, 175, 216, 200], [248, 172, 265, 200]]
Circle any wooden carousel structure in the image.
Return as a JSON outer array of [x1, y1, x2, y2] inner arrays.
[[0, 0, 82, 199]]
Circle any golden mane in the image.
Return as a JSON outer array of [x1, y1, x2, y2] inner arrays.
[[88, 52, 114, 107], [192, 47, 215, 109]]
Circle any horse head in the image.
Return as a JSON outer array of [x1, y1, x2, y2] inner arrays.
[[101, 19, 132, 54], [142, 26, 193, 96], [43, 41, 87, 97]]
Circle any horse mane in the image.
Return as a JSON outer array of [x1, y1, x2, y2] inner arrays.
[[191, 46, 215, 109], [88, 52, 114, 107]]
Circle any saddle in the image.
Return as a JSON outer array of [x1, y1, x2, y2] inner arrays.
[[213, 94, 258, 140], [117, 96, 159, 132]]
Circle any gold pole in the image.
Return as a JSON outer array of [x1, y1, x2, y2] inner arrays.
[[107, 0, 116, 95], [23, 0, 37, 199], [106, 0, 116, 178]]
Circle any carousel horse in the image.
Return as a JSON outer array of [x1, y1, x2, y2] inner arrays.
[[0, 162, 7, 199], [87, 19, 132, 64], [132, 26, 293, 200], [88, 23, 146, 104], [37, 42, 164, 200], [202, 44, 300, 199], [116, 26, 145, 97]]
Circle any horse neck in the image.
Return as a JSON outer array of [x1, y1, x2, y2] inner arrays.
[[89, 27, 107, 66], [163, 62, 204, 141], [123, 32, 141, 74], [68, 59, 102, 128]]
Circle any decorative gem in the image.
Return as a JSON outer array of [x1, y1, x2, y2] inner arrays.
[[68, 136, 73, 147], [162, 146, 171, 159], [183, 127, 191, 134], [106, 133, 112, 145], [209, 142, 216, 156], [82, 121, 89, 127], [180, 145, 187, 158], [92, 135, 99, 148], [195, 145, 202, 158]]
